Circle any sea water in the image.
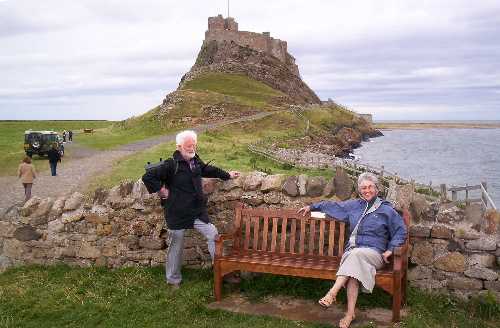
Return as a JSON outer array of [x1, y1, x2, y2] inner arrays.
[[352, 128, 500, 206]]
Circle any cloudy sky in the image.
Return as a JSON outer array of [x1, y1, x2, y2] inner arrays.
[[1, 0, 499, 121]]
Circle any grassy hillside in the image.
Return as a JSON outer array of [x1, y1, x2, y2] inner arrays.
[[86, 111, 333, 191], [0, 120, 111, 176], [74, 72, 287, 151]]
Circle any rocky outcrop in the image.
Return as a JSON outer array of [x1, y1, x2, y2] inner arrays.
[[182, 40, 321, 105]]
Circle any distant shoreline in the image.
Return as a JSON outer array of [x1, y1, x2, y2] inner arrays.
[[373, 122, 500, 129]]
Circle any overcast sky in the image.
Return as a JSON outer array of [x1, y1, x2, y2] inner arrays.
[[1, 0, 499, 121]]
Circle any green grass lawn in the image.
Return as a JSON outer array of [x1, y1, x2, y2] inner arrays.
[[0, 265, 497, 328], [0, 121, 112, 176], [85, 112, 333, 192]]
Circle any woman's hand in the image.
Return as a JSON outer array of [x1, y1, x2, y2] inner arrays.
[[382, 250, 393, 263], [297, 205, 311, 216]]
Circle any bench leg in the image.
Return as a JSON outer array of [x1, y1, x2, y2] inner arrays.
[[214, 262, 223, 301], [402, 274, 408, 305], [392, 273, 401, 322]]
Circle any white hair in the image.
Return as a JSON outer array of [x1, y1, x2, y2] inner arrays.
[[176, 130, 197, 146], [357, 172, 379, 190]]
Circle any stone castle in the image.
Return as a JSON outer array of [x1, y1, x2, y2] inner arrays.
[[204, 15, 299, 76]]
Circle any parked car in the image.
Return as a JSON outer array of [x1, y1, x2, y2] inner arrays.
[[24, 130, 64, 157]]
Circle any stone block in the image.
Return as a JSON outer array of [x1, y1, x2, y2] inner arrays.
[[447, 277, 483, 290], [261, 174, 286, 193], [484, 281, 500, 292], [84, 213, 109, 225], [20, 197, 41, 217], [410, 279, 446, 291], [96, 224, 112, 236], [263, 192, 282, 204], [431, 225, 454, 239], [13, 226, 41, 241], [433, 252, 466, 272], [0, 222, 17, 238], [64, 192, 84, 211], [411, 241, 434, 265], [220, 176, 243, 191], [306, 176, 326, 197], [409, 225, 431, 238], [282, 176, 299, 197], [464, 267, 498, 281], [467, 253, 496, 268], [408, 265, 433, 281], [297, 174, 307, 196], [202, 178, 219, 195], [322, 179, 335, 197], [77, 243, 101, 259], [333, 168, 353, 201], [242, 171, 266, 191], [241, 191, 264, 206], [3, 239, 29, 259], [465, 238, 496, 251], [50, 197, 66, 216], [139, 237, 165, 250]]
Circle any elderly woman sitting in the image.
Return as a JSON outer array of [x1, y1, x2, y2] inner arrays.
[[298, 172, 407, 328]]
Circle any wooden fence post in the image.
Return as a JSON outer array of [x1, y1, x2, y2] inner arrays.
[[440, 184, 447, 202], [481, 181, 487, 208], [465, 183, 470, 206]]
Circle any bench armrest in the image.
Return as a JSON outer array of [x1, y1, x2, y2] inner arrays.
[[215, 234, 234, 257], [392, 245, 408, 271]]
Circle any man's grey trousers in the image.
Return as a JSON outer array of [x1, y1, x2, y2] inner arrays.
[[165, 219, 218, 285]]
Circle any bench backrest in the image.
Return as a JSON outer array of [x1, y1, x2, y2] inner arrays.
[[232, 205, 347, 259]]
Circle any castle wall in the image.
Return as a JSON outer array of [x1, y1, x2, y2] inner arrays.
[[205, 30, 288, 63]]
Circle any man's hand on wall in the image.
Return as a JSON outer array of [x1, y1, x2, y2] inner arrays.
[[158, 186, 169, 199]]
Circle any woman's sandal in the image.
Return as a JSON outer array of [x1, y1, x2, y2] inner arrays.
[[318, 291, 336, 308], [339, 314, 356, 328]]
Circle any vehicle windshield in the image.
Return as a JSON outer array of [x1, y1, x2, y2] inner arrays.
[[25, 133, 42, 143]]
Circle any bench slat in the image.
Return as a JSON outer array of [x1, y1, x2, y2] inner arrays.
[[244, 217, 251, 250], [299, 219, 306, 254], [280, 217, 288, 253], [308, 219, 316, 255], [253, 216, 260, 250], [318, 220, 325, 256], [338, 222, 345, 257], [261, 216, 269, 251], [289, 219, 297, 254], [328, 221, 335, 256], [270, 217, 278, 252]]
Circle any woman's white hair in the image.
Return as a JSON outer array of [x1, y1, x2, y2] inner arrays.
[[176, 130, 197, 146], [357, 172, 379, 190]]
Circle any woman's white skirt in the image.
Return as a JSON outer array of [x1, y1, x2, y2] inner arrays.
[[336, 247, 384, 293]]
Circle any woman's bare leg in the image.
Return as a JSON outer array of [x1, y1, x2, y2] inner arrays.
[[339, 277, 359, 328], [319, 276, 349, 306]]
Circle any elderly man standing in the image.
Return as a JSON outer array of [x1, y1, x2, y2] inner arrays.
[[142, 130, 240, 288]]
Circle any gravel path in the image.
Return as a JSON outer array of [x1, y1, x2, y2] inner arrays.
[[0, 112, 275, 211]]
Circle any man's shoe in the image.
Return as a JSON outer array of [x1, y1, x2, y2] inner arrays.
[[167, 282, 181, 290]]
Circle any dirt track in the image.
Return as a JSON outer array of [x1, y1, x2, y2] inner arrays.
[[0, 112, 274, 211]]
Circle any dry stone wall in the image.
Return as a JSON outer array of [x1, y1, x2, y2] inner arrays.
[[1, 171, 499, 300]]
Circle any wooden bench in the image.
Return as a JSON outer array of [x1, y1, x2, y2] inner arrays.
[[214, 203, 410, 322]]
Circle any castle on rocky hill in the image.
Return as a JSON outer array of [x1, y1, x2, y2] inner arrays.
[[204, 15, 299, 76]]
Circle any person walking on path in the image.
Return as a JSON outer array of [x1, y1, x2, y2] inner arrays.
[[17, 156, 36, 201], [68, 130, 73, 142], [142, 130, 240, 288], [47, 144, 62, 176]]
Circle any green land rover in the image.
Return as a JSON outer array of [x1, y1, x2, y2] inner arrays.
[[24, 130, 64, 157]]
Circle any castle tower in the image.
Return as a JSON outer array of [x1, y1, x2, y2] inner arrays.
[[204, 15, 299, 76]]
